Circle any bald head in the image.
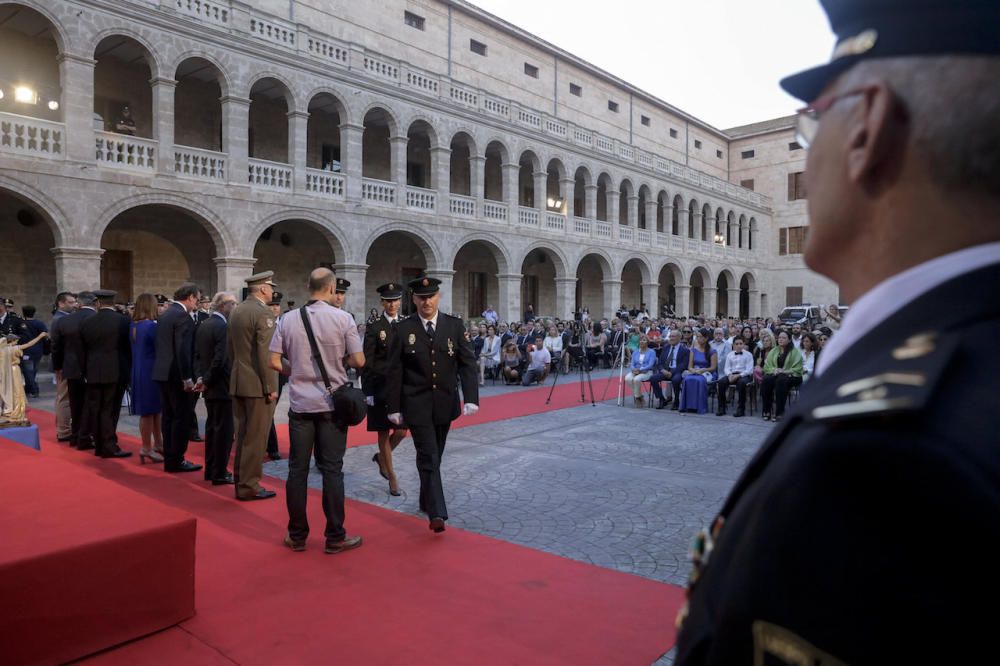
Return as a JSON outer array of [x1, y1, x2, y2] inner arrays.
[[308, 267, 335, 295]]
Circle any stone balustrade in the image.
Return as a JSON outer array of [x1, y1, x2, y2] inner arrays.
[[94, 131, 157, 171]]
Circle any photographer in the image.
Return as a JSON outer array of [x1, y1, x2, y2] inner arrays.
[[522, 336, 551, 386], [562, 322, 585, 373]]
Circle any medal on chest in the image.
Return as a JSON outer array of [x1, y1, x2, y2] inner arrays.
[[407, 333, 416, 346], [447, 338, 455, 357], [379, 329, 387, 342]]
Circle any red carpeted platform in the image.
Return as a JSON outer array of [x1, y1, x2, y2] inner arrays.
[[0, 438, 196, 666], [24, 410, 681, 664]]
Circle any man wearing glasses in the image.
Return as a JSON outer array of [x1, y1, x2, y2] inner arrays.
[[675, 1, 1000, 663]]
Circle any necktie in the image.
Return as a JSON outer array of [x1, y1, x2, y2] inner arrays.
[[426, 320, 435, 337], [670, 346, 676, 366]]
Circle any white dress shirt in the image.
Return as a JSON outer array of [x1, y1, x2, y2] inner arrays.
[[815, 242, 1000, 377], [724, 350, 753, 378]]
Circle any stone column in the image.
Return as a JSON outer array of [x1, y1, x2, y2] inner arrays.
[[52, 247, 103, 293], [533, 171, 547, 212], [151, 77, 177, 176], [390, 135, 408, 208], [501, 162, 520, 218], [627, 195, 640, 228], [749, 290, 761, 318], [727, 288, 740, 318], [601, 279, 623, 321], [703, 287, 718, 317], [607, 191, 620, 227], [340, 123, 364, 202], [584, 184, 598, 220], [221, 95, 251, 186], [644, 200, 657, 232], [58, 53, 96, 163], [424, 269, 456, 316], [470, 155, 486, 209], [287, 110, 309, 192], [554, 277, 578, 321], [496, 273, 522, 324], [560, 177, 575, 218], [431, 145, 451, 212], [214, 256, 257, 295], [675, 285, 692, 319], [642, 282, 660, 319], [333, 263, 369, 321]]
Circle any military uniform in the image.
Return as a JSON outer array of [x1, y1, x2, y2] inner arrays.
[[228, 272, 280, 500], [0, 299, 27, 340], [385, 277, 478, 525], [362, 282, 405, 432]]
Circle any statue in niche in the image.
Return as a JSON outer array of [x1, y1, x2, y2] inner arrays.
[[0, 332, 48, 428], [114, 105, 136, 136]]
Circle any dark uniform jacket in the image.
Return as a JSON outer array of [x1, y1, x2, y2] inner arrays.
[[51, 307, 96, 380], [195, 314, 231, 401], [0, 311, 26, 339], [361, 315, 399, 402], [80, 308, 131, 385], [153, 303, 195, 383], [675, 262, 1000, 665], [385, 312, 479, 426]]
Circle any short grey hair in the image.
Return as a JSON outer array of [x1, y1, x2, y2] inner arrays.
[[77, 291, 97, 307], [211, 291, 236, 311]]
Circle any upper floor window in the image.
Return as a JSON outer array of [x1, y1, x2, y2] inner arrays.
[[788, 171, 807, 200], [740, 179, 755, 191], [524, 63, 539, 78], [716, 149, 723, 158], [569, 83, 582, 97], [741, 149, 755, 159], [694, 139, 702, 149], [470, 39, 487, 56], [669, 128, 678, 139], [608, 100, 620, 113], [789, 141, 802, 151], [641, 115, 651, 127], [404, 11, 425, 30], [779, 226, 808, 255]]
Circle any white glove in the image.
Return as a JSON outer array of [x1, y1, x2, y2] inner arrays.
[[365, 395, 375, 406], [388, 412, 403, 425], [463, 403, 479, 416]]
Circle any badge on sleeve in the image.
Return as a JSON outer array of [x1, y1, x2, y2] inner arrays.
[[408, 333, 416, 346], [266, 318, 275, 329]]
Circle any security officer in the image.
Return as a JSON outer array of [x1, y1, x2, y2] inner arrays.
[[675, 1, 1000, 664], [385, 276, 479, 533], [0, 298, 27, 340], [78, 289, 131, 458], [330, 278, 349, 310], [228, 271, 280, 501], [362, 282, 408, 497]]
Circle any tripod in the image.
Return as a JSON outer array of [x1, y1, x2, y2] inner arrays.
[[546, 348, 596, 406], [601, 343, 628, 404]]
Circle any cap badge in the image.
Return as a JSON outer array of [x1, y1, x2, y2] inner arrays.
[[832, 29, 878, 61], [388, 283, 394, 290], [422, 278, 429, 287]]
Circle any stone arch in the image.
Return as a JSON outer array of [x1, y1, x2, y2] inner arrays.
[[574, 165, 593, 188], [90, 26, 164, 80], [303, 86, 351, 124], [483, 139, 509, 202], [246, 209, 347, 260], [687, 198, 699, 238], [448, 128, 479, 158], [0, 1, 69, 56], [518, 150, 542, 207], [174, 55, 229, 151], [656, 260, 683, 316], [448, 232, 512, 274], [519, 241, 569, 277], [360, 221, 442, 269], [738, 214, 747, 249], [359, 102, 401, 137], [452, 234, 512, 320], [449, 130, 477, 196], [245, 71, 297, 112], [749, 217, 758, 251], [619, 255, 653, 284], [689, 264, 712, 316], [0, 174, 69, 246], [172, 50, 233, 97], [251, 213, 345, 307], [573, 248, 614, 278], [405, 115, 440, 147], [482, 136, 511, 163]]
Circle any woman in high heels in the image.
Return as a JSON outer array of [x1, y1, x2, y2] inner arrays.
[[130, 294, 164, 463]]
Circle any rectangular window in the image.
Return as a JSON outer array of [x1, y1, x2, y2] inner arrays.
[[740, 178, 755, 191], [786, 286, 804, 306], [569, 83, 582, 97], [716, 149, 723, 158], [404, 11, 425, 30], [741, 149, 755, 159], [470, 39, 487, 56], [788, 171, 808, 200], [779, 227, 808, 255], [641, 115, 651, 127], [608, 100, 619, 112], [789, 141, 802, 151], [524, 62, 539, 78], [669, 128, 678, 139], [694, 139, 702, 149]]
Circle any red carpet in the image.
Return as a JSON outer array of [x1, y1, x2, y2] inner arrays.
[[19, 411, 681, 665], [0, 440, 196, 666]]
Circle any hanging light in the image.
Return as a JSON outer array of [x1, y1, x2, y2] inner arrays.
[[47, 100, 59, 111], [547, 196, 564, 210], [14, 86, 37, 104], [0, 88, 4, 100]]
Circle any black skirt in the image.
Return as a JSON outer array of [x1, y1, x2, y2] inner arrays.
[[366, 400, 404, 432]]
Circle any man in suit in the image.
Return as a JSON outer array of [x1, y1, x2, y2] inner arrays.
[[195, 292, 238, 485], [153, 283, 203, 473], [386, 276, 479, 533], [79, 290, 131, 458], [49, 292, 78, 441], [362, 282, 409, 497], [649, 329, 688, 409], [675, 2, 1000, 663], [228, 271, 280, 501], [51, 291, 97, 449]]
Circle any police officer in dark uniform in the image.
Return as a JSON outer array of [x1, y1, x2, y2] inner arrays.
[[362, 282, 408, 497], [0, 298, 27, 340], [385, 276, 479, 533], [675, 2, 1000, 664], [330, 278, 350, 311], [79, 289, 132, 458]]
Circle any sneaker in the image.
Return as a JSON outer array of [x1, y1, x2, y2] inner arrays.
[[325, 535, 363, 554], [284, 534, 306, 552]]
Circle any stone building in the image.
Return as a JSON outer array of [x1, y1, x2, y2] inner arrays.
[[0, 0, 836, 323]]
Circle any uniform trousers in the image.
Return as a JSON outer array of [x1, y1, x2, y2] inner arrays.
[[233, 396, 275, 499], [81, 382, 123, 454], [203, 398, 234, 481], [286, 410, 348, 542], [158, 381, 192, 469], [408, 422, 452, 520], [55, 375, 72, 439], [67, 378, 86, 445]]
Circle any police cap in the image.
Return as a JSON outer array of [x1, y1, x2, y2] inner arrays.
[[268, 290, 284, 306], [408, 275, 441, 296], [781, 0, 1000, 102], [335, 277, 351, 293], [94, 289, 116, 301], [377, 282, 404, 300]]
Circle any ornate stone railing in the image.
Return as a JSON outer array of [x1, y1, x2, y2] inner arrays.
[[483, 200, 508, 222], [618, 226, 634, 243], [637, 229, 651, 245], [573, 217, 591, 235], [545, 212, 565, 231], [248, 157, 292, 191], [174, 145, 226, 181], [0, 112, 64, 159], [449, 194, 476, 218], [305, 167, 344, 199], [362, 177, 396, 205], [517, 206, 540, 227], [595, 221, 612, 239], [95, 131, 156, 171], [174, 0, 229, 26], [405, 186, 436, 211]]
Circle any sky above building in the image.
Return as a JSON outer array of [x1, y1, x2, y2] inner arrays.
[[468, 0, 834, 130]]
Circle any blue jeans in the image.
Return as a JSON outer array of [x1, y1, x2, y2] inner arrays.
[[21, 357, 38, 396]]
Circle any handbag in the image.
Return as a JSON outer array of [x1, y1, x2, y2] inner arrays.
[[298, 304, 367, 426]]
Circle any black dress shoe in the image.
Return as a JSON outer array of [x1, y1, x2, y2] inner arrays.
[[98, 448, 132, 459], [211, 473, 235, 485], [267, 451, 282, 461], [238, 488, 277, 501], [57, 436, 74, 443], [166, 460, 203, 473], [189, 434, 203, 442], [372, 452, 389, 480], [76, 443, 95, 451], [734, 410, 746, 418], [429, 517, 446, 533], [670, 404, 679, 411]]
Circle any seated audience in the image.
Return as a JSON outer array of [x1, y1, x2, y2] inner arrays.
[[716, 337, 754, 417], [761, 330, 803, 422], [500, 342, 523, 384], [650, 329, 689, 410], [585, 322, 606, 369], [679, 328, 718, 415], [624, 335, 657, 407], [543, 325, 564, 372], [479, 325, 501, 385], [800, 332, 818, 382]]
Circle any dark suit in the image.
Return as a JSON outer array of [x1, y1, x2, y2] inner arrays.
[[607, 330, 626, 363], [362, 314, 402, 432], [51, 307, 96, 447], [195, 313, 232, 481], [79, 308, 130, 455], [385, 312, 478, 520], [675, 262, 1000, 665], [649, 343, 688, 404], [153, 302, 196, 469]]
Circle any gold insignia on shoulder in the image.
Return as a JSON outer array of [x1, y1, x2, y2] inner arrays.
[[266, 318, 274, 328], [753, 621, 848, 666], [836, 372, 926, 398], [379, 329, 387, 342], [832, 28, 878, 60], [812, 397, 913, 421], [407, 333, 416, 346], [892, 332, 936, 360]]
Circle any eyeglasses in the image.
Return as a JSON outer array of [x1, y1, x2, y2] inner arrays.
[[795, 87, 871, 150], [682, 329, 692, 334]]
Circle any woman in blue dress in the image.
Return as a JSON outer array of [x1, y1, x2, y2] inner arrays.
[[130, 293, 163, 463], [679, 328, 718, 414]]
